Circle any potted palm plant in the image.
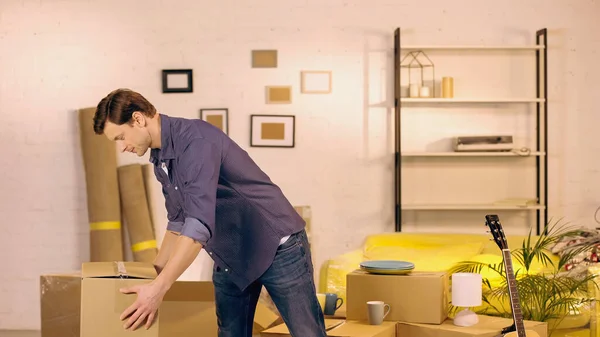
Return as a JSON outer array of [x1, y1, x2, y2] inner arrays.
[[448, 219, 600, 335]]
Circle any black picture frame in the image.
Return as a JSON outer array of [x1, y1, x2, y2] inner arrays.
[[250, 114, 295, 148], [162, 69, 193, 93]]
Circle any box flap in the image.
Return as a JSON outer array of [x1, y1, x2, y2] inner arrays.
[[328, 321, 396, 337], [261, 319, 396, 336], [81, 261, 157, 279], [262, 319, 345, 335]]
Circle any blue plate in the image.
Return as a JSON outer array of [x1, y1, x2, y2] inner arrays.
[[360, 260, 415, 270]]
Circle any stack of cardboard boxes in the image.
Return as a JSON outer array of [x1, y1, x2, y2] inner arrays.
[[40, 262, 550, 337], [260, 269, 549, 337]]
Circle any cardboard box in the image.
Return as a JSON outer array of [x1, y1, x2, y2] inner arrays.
[[80, 261, 162, 337], [346, 270, 448, 324], [396, 315, 548, 337], [254, 300, 283, 333], [260, 319, 396, 337], [293, 205, 312, 237], [41, 262, 280, 337], [40, 272, 81, 337]]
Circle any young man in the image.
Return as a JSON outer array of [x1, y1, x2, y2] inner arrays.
[[92, 88, 327, 337]]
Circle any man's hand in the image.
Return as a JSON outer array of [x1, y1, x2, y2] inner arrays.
[[119, 234, 202, 330], [119, 281, 168, 330]]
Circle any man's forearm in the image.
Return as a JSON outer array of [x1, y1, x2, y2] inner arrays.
[[153, 235, 203, 291], [152, 230, 180, 274]]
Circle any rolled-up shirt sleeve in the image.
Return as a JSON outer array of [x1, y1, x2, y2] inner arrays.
[[178, 139, 220, 245], [166, 220, 184, 232]]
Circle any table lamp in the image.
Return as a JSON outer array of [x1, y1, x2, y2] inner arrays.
[[451, 272, 482, 326]]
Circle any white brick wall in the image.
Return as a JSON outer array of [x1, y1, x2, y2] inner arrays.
[[0, 0, 599, 330]]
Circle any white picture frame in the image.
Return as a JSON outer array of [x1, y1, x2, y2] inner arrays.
[[301, 70, 332, 94]]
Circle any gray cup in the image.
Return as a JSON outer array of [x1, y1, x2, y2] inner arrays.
[[324, 293, 343, 315], [367, 301, 390, 325]]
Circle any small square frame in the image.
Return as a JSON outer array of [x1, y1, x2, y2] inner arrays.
[[301, 70, 332, 94], [250, 114, 295, 148], [265, 86, 292, 104], [162, 69, 193, 93], [251, 50, 278, 68], [200, 108, 229, 135]]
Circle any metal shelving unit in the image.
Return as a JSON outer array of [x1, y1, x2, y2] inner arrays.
[[393, 27, 548, 235]]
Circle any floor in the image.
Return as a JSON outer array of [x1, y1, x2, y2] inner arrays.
[[0, 331, 40, 337]]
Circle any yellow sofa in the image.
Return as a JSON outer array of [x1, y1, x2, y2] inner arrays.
[[318, 232, 594, 336]]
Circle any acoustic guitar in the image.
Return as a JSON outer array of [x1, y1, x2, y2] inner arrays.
[[484, 214, 541, 337]]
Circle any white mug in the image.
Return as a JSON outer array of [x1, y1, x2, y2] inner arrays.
[[367, 301, 390, 325]]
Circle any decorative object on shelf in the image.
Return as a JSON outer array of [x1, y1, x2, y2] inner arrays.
[[451, 272, 482, 326], [200, 108, 229, 135], [252, 50, 278, 68], [161, 69, 193, 93], [453, 135, 514, 152], [250, 114, 295, 148], [419, 86, 431, 97], [400, 50, 435, 98], [442, 76, 454, 98], [300, 70, 332, 94], [409, 83, 420, 98], [265, 86, 292, 104]]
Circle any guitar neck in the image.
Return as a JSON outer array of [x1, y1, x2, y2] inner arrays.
[[502, 249, 526, 336]]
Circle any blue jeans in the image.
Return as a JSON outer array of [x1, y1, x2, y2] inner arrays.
[[212, 229, 327, 337]]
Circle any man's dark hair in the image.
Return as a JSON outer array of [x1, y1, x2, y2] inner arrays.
[[93, 88, 157, 135]]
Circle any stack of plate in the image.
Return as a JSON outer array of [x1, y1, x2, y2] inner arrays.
[[359, 260, 415, 275]]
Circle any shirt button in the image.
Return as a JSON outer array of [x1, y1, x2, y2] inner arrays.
[[175, 186, 178, 190], [209, 252, 212, 255], [225, 269, 229, 272]]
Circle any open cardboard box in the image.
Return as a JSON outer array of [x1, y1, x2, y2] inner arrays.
[[40, 261, 280, 337], [260, 319, 396, 337]]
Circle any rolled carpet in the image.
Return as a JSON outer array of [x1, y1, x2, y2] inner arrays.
[[78, 107, 124, 262], [117, 163, 158, 262]]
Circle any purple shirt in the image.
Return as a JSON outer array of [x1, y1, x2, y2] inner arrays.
[[149, 114, 305, 291]]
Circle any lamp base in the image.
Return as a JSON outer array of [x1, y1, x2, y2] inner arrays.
[[453, 308, 479, 327]]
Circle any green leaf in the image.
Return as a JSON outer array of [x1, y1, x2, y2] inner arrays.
[[446, 218, 600, 336]]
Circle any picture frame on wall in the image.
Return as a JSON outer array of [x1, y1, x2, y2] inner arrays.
[[301, 70, 332, 94], [200, 108, 229, 135], [251, 50, 278, 68], [265, 86, 292, 104], [250, 114, 295, 148], [162, 69, 193, 93]]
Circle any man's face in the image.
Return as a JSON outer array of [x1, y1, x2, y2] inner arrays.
[[103, 112, 152, 157]]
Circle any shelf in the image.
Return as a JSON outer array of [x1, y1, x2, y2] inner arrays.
[[401, 204, 545, 210], [400, 98, 545, 103], [393, 27, 549, 234], [401, 151, 545, 157], [401, 45, 544, 50]]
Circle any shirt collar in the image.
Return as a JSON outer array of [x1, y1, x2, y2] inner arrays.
[[149, 114, 175, 164]]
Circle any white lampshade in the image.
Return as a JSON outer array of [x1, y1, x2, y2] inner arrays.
[[452, 273, 482, 307]]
